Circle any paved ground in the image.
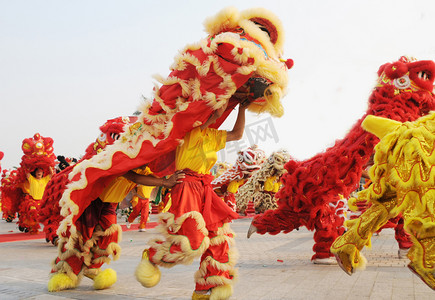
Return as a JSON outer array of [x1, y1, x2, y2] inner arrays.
[[0, 215, 434, 300]]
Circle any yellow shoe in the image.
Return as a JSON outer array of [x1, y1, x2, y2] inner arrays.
[[192, 291, 210, 300], [135, 248, 161, 288], [48, 273, 78, 292], [93, 268, 117, 290]]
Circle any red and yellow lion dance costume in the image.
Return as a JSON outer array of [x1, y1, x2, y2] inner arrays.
[[212, 145, 266, 212], [47, 7, 292, 297], [0, 133, 56, 233], [249, 56, 435, 263]]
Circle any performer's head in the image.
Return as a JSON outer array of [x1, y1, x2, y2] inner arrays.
[[31, 168, 44, 179]]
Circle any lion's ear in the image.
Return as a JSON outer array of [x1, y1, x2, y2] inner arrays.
[[362, 115, 402, 139]]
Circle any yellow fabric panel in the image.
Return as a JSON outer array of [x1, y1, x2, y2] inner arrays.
[[27, 175, 51, 200], [131, 196, 138, 207], [227, 179, 244, 194], [175, 127, 227, 174], [137, 185, 154, 199], [264, 176, 280, 192], [100, 176, 136, 203], [161, 195, 172, 213]]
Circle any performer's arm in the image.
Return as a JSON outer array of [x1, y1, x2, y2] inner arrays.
[[123, 170, 185, 188], [226, 104, 247, 142], [48, 166, 54, 178]]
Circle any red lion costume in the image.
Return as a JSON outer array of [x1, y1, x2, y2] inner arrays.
[[0, 133, 56, 233], [47, 6, 292, 295], [249, 56, 435, 263]]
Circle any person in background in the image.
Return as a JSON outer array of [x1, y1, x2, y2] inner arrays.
[[127, 185, 154, 232]]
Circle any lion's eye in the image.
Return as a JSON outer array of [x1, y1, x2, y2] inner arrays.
[[110, 133, 120, 140], [418, 71, 430, 80]]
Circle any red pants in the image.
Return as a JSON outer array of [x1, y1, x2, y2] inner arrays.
[[128, 196, 150, 229], [148, 170, 238, 291]]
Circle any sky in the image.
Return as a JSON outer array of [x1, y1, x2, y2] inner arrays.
[[1, 0, 435, 170]]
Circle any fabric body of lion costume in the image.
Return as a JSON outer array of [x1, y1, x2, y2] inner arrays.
[[331, 112, 435, 290], [347, 190, 413, 256], [250, 56, 435, 263], [47, 7, 292, 295], [39, 116, 137, 245], [212, 145, 266, 212], [236, 149, 290, 214]]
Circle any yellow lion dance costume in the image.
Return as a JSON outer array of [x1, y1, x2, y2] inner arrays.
[[331, 112, 435, 290]]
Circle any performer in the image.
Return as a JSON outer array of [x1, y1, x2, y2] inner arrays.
[[135, 101, 246, 300], [248, 56, 435, 264], [332, 113, 435, 291], [127, 184, 155, 232], [48, 167, 184, 292], [25, 167, 53, 200], [17, 167, 54, 233]]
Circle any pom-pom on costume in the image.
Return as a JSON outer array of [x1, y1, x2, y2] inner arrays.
[[331, 112, 435, 290], [249, 56, 435, 263], [46, 6, 291, 296], [236, 149, 290, 214], [212, 145, 266, 212], [136, 126, 240, 295]]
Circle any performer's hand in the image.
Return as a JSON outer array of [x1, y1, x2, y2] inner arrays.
[[239, 99, 250, 109], [163, 170, 185, 188]]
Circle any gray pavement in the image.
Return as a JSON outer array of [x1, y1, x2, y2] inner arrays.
[[0, 215, 434, 300]]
